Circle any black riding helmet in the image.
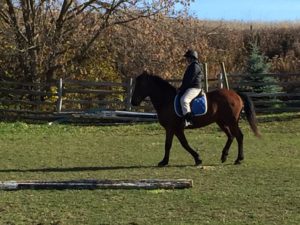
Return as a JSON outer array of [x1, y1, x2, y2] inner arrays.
[[184, 49, 198, 60]]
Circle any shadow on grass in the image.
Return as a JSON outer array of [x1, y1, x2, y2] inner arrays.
[[0, 164, 208, 173]]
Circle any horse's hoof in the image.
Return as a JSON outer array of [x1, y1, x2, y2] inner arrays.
[[221, 154, 228, 163], [158, 161, 168, 167], [195, 159, 202, 166], [234, 160, 241, 165]]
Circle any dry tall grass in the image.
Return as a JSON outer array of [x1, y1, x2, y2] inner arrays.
[[101, 17, 300, 79]]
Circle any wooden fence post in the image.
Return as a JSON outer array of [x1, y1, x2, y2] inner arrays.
[[126, 78, 134, 111], [220, 62, 229, 89], [56, 78, 63, 113], [218, 73, 223, 89], [203, 63, 209, 92]]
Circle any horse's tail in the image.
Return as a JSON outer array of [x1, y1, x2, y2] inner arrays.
[[238, 92, 261, 137]]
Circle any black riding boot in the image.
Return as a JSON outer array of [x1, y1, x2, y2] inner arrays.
[[184, 112, 193, 127]]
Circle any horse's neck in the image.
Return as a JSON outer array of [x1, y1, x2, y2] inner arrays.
[[149, 85, 176, 111]]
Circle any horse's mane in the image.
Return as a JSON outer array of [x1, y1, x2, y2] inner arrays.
[[141, 71, 176, 93]]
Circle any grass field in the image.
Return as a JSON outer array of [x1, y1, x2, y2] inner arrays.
[[0, 115, 299, 225]]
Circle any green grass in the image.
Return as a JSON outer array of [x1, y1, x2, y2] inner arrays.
[[0, 115, 299, 225]]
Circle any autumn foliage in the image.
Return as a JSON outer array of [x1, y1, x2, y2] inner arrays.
[[1, 2, 300, 83], [104, 18, 300, 80], [55, 17, 300, 81]]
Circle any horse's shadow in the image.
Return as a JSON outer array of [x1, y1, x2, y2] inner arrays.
[[0, 163, 234, 173], [0, 165, 192, 173], [0, 164, 216, 173]]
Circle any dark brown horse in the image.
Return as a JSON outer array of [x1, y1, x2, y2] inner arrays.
[[131, 71, 260, 166]]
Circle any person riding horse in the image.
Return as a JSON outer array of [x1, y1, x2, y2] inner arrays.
[[131, 71, 260, 166], [179, 49, 203, 126]]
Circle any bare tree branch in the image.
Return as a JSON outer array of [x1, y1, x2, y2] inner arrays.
[[0, 0, 188, 82]]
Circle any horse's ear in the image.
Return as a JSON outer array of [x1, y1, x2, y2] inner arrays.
[[142, 70, 149, 76], [136, 70, 149, 80]]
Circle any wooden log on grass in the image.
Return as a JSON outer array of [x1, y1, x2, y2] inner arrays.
[[0, 179, 193, 191]]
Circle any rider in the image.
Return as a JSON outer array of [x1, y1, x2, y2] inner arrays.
[[178, 49, 203, 127]]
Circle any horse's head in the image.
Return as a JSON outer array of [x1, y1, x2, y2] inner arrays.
[[131, 71, 150, 106]]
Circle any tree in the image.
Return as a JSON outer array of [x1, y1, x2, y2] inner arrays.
[[105, 16, 213, 80], [243, 42, 282, 94], [0, 0, 189, 83]]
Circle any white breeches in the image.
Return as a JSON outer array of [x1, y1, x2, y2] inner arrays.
[[180, 88, 202, 115]]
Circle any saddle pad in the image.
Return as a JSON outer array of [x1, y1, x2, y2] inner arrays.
[[174, 94, 208, 117]]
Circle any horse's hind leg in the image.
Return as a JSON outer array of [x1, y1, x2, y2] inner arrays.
[[158, 129, 174, 167], [217, 122, 234, 163], [175, 129, 202, 166], [225, 123, 244, 164], [232, 126, 244, 165]]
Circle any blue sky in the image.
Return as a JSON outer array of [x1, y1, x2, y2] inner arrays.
[[187, 0, 300, 22]]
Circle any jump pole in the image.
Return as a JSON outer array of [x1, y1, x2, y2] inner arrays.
[[0, 179, 193, 191]]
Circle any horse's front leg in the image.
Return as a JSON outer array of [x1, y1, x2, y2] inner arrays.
[[158, 129, 174, 167], [175, 129, 202, 166]]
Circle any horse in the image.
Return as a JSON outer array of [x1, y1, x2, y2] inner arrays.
[[131, 71, 260, 167]]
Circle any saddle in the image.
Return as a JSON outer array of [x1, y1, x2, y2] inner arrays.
[[174, 93, 207, 117]]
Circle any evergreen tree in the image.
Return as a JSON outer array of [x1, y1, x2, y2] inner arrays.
[[240, 42, 283, 111], [243, 42, 282, 94], [247, 42, 269, 74]]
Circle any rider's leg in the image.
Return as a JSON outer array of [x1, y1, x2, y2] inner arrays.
[[180, 88, 201, 125]]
